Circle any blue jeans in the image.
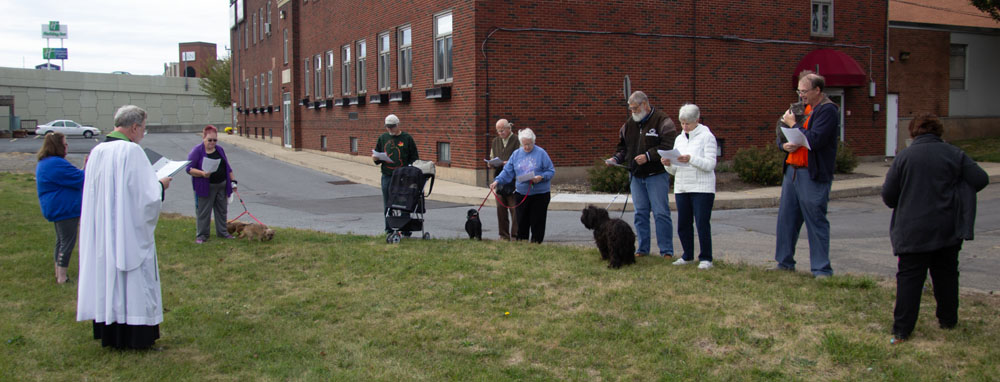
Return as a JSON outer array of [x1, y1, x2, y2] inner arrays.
[[676, 192, 714, 262], [381, 174, 392, 232], [631, 172, 673, 256], [775, 167, 832, 276]]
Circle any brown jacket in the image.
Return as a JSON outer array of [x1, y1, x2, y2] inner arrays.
[[612, 107, 677, 178]]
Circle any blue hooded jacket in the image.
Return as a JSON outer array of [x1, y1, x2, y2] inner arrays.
[[36, 156, 85, 222]]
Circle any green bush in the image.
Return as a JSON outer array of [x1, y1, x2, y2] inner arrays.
[[733, 145, 785, 186], [835, 141, 859, 174], [587, 159, 631, 193]]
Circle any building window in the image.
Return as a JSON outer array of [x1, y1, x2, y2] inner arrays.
[[378, 32, 391, 91], [315, 54, 323, 99], [950, 44, 967, 90], [350, 137, 358, 153], [259, 8, 264, 42], [356, 40, 367, 94], [254, 76, 259, 107], [268, 71, 273, 105], [260, 74, 265, 107], [398, 25, 412, 88], [267, 2, 272, 34], [283, 29, 289, 64], [437, 142, 451, 163], [252, 12, 256, 44], [243, 79, 248, 109], [304, 58, 311, 97], [342, 45, 351, 95], [325, 51, 335, 97], [434, 12, 453, 83], [321, 135, 327, 151], [810, 0, 833, 37]]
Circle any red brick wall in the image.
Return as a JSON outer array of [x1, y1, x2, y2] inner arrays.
[[231, 0, 888, 178], [178, 42, 217, 78], [888, 28, 949, 118]]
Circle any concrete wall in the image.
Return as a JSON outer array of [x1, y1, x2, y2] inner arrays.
[[949, 32, 1000, 117], [0, 67, 231, 133]]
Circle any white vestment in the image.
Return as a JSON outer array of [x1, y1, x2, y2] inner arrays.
[[77, 140, 164, 326]]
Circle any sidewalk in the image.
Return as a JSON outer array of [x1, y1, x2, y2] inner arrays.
[[218, 133, 1000, 211]]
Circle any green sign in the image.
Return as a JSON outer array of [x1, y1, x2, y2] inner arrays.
[[49, 21, 59, 31], [43, 48, 68, 60]]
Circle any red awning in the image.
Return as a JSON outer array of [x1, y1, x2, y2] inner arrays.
[[792, 49, 867, 87]]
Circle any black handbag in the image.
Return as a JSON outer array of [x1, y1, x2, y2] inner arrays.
[[496, 180, 516, 196]]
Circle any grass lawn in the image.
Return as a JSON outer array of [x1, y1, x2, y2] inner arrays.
[[952, 137, 1000, 162], [2, 172, 999, 381]]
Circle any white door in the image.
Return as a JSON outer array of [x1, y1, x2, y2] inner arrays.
[[282, 93, 292, 148], [825, 88, 845, 141], [886, 94, 898, 157]]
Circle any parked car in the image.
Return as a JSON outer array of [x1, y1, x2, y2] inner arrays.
[[35, 120, 102, 138]]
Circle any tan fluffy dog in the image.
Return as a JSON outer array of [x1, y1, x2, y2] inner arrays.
[[226, 221, 249, 236], [240, 223, 275, 242]]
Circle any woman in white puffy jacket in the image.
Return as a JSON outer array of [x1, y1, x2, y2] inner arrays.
[[661, 104, 718, 269]]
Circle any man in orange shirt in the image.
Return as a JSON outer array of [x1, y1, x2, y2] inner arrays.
[[773, 73, 839, 278]]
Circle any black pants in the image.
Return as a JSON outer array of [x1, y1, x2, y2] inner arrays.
[[515, 192, 550, 244], [893, 243, 961, 340]]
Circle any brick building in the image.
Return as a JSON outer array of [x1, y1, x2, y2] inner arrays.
[[177, 42, 218, 78], [229, 0, 887, 186], [888, 0, 1000, 154]]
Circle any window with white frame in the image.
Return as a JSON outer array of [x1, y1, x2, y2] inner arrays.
[[810, 0, 833, 37], [254, 76, 259, 107], [357, 40, 367, 94], [398, 26, 412, 88], [950, 44, 967, 90], [350, 137, 358, 153], [243, 79, 248, 108], [260, 74, 265, 106], [437, 142, 451, 162], [268, 70, 273, 105], [378, 32, 391, 91], [326, 51, 334, 97], [342, 45, 351, 95], [433, 12, 453, 83], [304, 58, 311, 97], [259, 8, 263, 42], [267, 2, 272, 35], [283, 29, 288, 64], [252, 12, 256, 44], [315, 54, 323, 98]]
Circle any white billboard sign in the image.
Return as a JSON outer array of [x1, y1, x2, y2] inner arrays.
[[42, 21, 69, 39]]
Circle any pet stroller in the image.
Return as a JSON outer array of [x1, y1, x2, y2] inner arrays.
[[385, 160, 435, 243]]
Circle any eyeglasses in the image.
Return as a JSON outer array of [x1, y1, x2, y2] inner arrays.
[[796, 88, 813, 95], [628, 105, 642, 112], [206, 139, 218, 142], [385, 124, 398, 128]]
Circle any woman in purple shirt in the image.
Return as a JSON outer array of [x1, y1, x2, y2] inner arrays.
[[186, 125, 236, 243]]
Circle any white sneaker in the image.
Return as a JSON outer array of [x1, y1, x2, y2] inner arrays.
[[698, 261, 713, 270], [672, 258, 692, 265]]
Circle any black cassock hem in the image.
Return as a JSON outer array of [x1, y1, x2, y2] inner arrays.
[[92, 321, 160, 350]]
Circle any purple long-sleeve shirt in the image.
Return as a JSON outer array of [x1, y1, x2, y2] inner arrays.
[[186, 143, 233, 198]]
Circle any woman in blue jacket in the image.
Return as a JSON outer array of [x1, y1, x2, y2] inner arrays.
[[35, 132, 85, 284], [490, 128, 556, 243]]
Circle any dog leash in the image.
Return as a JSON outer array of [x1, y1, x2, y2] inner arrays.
[[228, 188, 267, 227], [493, 182, 532, 209]]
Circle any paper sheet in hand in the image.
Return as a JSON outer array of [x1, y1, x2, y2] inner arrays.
[[516, 171, 536, 183], [372, 150, 394, 163], [201, 157, 221, 174], [484, 157, 504, 168], [780, 127, 812, 150], [656, 149, 689, 167], [144, 148, 190, 179]]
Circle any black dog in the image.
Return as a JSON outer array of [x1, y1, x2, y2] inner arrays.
[[465, 209, 482, 240], [580, 205, 636, 269]]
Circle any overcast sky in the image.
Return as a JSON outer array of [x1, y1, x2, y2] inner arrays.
[[0, 0, 231, 75]]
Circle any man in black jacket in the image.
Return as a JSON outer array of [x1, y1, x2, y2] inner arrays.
[[607, 91, 677, 258]]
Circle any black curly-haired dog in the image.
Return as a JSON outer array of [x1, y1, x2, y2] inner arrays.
[[580, 205, 636, 268], [465, 209, 482, 240]]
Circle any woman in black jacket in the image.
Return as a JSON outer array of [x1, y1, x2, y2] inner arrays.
[[882, 113, 989, 344]]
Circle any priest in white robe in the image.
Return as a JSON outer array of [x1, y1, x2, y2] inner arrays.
[[77, 105, 173, 349]]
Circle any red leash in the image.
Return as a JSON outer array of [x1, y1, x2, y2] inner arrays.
[[482, 183, 532, 211], [228, 188, 267, 227]]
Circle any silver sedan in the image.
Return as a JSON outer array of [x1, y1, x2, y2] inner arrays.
[[34, 120, 102, 138]]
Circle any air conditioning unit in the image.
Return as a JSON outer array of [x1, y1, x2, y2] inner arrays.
[[264, 23, 271, 35]]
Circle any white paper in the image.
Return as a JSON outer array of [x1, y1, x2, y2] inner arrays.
[[485, 157, 504, 168], [780, 127, 812, 150], [516, 171, 536, 183], [201, 157, 221, 174], [372, 150, 394, 163], [657, 149, 690, 167], [152, 158, 190, 179]]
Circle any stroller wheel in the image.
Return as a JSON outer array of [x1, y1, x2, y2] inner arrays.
[[422, 232, 431, 240], [387, 232, 401, 244]]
